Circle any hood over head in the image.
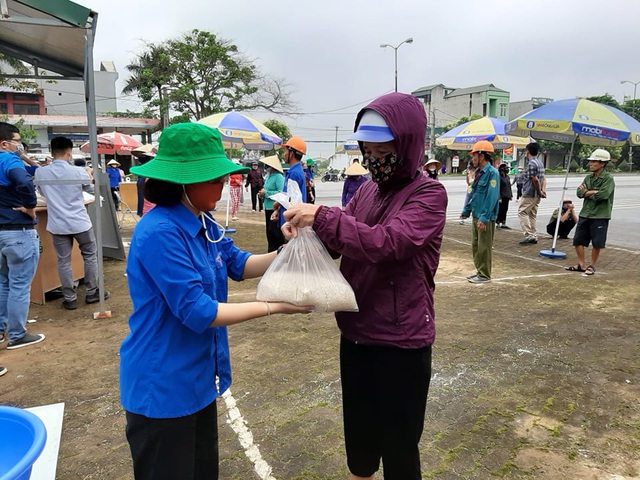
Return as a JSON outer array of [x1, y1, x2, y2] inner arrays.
[[353, 92, 427, 188]]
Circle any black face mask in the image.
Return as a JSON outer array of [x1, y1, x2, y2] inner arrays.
[[367, 153, 399, 184]]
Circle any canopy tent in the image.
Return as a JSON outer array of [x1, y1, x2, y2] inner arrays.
[[0, 0, 116, 317]]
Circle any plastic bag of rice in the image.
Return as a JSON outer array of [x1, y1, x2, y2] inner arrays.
[[257, 226, 358, 312], [256, 180, 358, 313]]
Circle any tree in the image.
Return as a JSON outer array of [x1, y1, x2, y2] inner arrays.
[[0, 53, 39, 91], [123, 30, 295, 125], [0, 115, 38, 144], [262, 119, 291, 159], [122, 44, 173, 130]]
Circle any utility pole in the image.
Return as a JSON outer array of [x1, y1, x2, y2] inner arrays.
[[428, 109, 436, 160], [334, 126, 339, 153], [621, 80, 639, 172]]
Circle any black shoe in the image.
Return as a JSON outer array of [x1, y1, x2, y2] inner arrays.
[[86, 290, 110, 304], [0, 332, 5, 344], [7, 333, 45, 350], [519, 237, 538, 244], [0, 365, 7, 376], [62, 299, 77, 310]]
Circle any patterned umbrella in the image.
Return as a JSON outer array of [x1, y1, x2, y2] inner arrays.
[[505, 98, 640, 258], [505, 98, 640, 146], [80, 131, 141, 155], [198, 111, 282, 151], [335, 140, 361, 155], [436, 117, 530, 150]]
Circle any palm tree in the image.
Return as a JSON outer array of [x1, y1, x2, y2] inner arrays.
[[122, 44, 172, 129]]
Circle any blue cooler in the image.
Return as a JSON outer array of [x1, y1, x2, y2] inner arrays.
[[0, 406, 47, 480]]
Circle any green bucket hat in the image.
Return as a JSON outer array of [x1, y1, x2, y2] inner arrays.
[[130, 123, 249, 184]]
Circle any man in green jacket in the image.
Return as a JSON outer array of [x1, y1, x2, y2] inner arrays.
[[460, 140, 500, 283], [565, 149, 615, 276]]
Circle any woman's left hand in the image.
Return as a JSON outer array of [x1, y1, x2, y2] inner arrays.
[[282, 203, 320, 239]]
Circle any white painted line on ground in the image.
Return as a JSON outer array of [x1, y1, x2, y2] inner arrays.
[[608, 246, 640, 254], [444, 236, 617, 278], [222, 388, 277, 480], [438, 272, 575, 284], [445, 236, 574, 269]]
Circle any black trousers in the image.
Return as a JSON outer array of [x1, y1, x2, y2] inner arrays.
[[497, 196, 510, 224], [110, 187, 120, 211], [125, 401, 218, 480], [250, 185, 263, 211], [265, 209, 285, 252], [547, 219, 576, 239], [340, 336, 432, 480]]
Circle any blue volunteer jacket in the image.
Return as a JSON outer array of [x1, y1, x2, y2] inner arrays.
[[0, 150, 37, 226]]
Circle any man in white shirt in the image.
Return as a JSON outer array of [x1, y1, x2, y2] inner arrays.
[[34, 136, 109, 310]]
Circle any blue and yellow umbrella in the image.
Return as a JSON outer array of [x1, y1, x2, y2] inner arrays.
[[198, 111, 282, 151], [505, 98, 640, 146], [506, 98, 640, 259], [335, 140, 361, 155], [436, 116, 529, 150]]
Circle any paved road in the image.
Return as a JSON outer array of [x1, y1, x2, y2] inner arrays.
[[313, 174, 640, 250]]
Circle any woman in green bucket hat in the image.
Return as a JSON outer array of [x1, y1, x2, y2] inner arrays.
[[119, 122, 312, 479]]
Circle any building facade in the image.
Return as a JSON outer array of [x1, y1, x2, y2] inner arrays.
[[2, 60, 158, 158], [412, 83, 511, 129]]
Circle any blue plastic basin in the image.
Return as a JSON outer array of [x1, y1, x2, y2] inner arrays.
[[0, 406, 47, 480]]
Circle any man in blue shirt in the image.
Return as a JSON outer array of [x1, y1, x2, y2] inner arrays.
[[271, 136, 307, 228], [0, 122, 45, 351], [35, 136, 109, 310], [460, 140, 500, 283], [106, 159, 123, 211]]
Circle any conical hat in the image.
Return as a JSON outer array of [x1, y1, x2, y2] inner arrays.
[[344, 162, 368, 176], [259, 155, 283, 173]]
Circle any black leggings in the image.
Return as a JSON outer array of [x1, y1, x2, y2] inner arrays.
[[340, 336, 432, 479]]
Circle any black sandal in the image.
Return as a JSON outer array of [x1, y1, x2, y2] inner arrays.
[[565, 265, 585, 272], [583, 265, 596, 276]]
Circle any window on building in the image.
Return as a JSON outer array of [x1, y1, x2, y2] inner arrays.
[[0, 93, 7, 99], [0, 103, 7, 114], [13, 93, 41, 102], [13, 103, 41, 115], [500, 103, 507, 117]]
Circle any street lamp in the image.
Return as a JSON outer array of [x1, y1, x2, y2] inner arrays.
[[621, 80, 639, 171], [380, 37, 414, 92]]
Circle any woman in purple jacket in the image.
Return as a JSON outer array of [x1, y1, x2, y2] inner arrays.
[[283, 93, 448, 480], [341, 161, 369, 207]]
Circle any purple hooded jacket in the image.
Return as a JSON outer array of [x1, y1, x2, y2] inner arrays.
[[312, 93, 448, 348]]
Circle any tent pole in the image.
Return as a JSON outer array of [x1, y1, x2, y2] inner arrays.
[[85, 15, 110, 318], [550, 140, 575, 252]]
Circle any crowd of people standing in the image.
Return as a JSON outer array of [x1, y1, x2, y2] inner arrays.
[[0, 99, 619, 479]]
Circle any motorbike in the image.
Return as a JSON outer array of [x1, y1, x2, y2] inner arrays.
[[321, 170, 346, 182]]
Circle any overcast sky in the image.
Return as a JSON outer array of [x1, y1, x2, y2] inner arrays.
[[76, 0, 640, 159]]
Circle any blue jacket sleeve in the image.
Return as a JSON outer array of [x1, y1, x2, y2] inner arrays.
[[7, 167, 37, 208]]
